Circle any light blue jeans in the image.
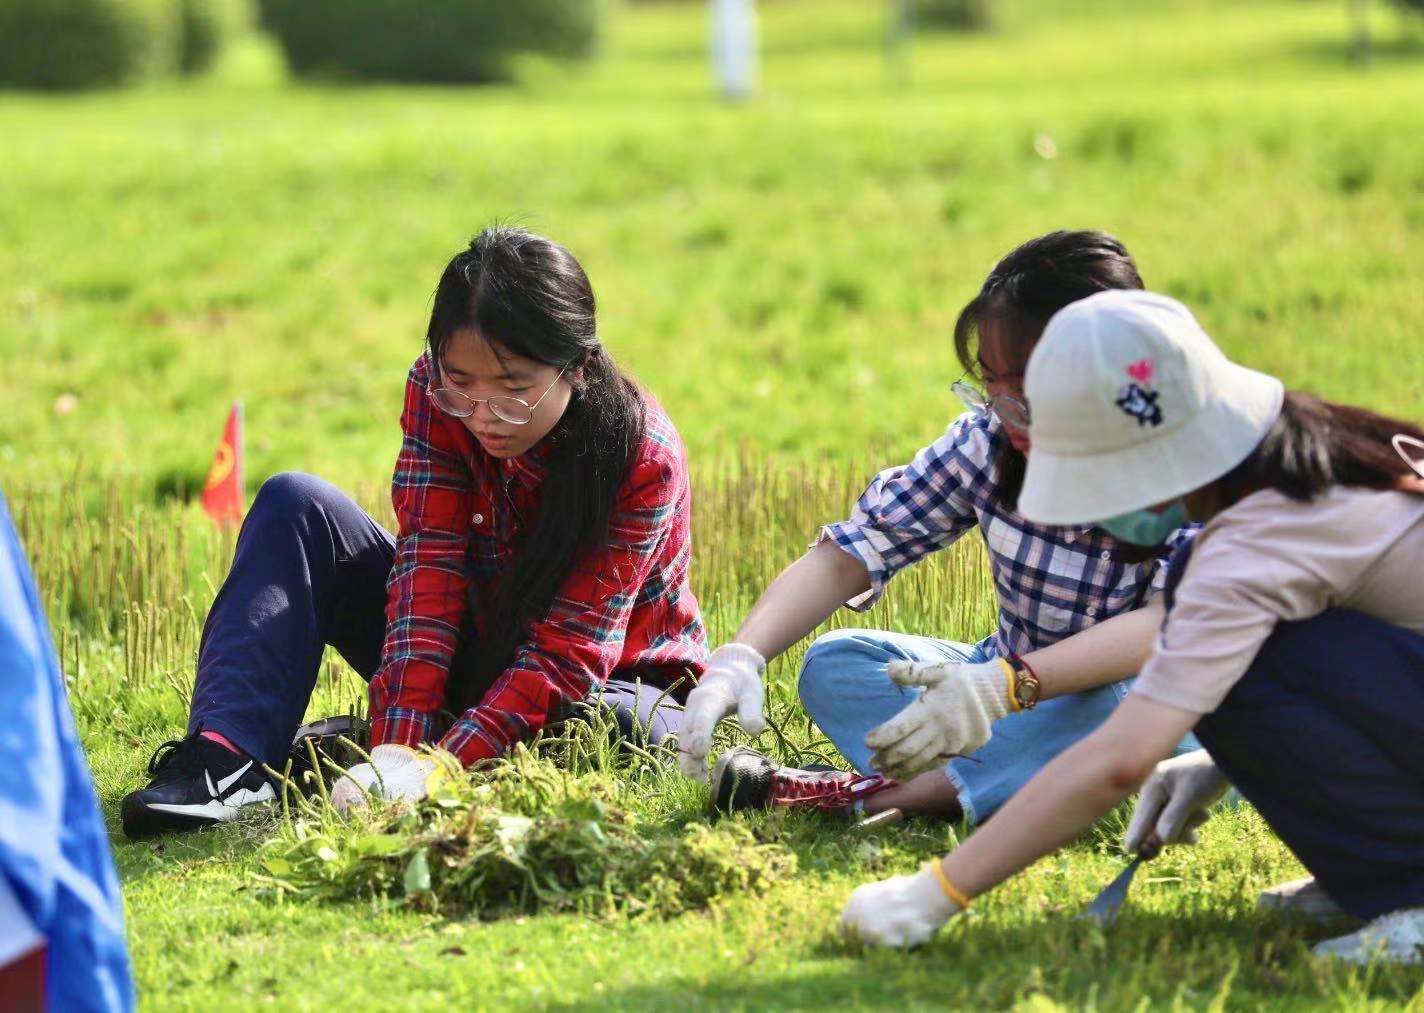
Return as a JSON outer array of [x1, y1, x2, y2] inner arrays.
[[798, 628, 1198, 825]]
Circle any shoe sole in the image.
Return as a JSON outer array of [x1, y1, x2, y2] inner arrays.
[[121, 774, 279, 840], [120, 792, 246, 840]]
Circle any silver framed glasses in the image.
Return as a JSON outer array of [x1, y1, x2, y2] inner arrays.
[[430, 366, 568, 425], [952, 378, 1031, 430]]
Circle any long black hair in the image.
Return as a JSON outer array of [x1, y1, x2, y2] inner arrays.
[[953, 230, 1144, 510], [428, 226, 646, 712], [1219, 392, 1424, 504]]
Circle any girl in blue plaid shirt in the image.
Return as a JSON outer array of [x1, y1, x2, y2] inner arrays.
[[679, 230, 1197, 823]]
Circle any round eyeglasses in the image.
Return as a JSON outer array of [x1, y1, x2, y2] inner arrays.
[[952, 378, 1031, 431], [429, 366, 568, 425]]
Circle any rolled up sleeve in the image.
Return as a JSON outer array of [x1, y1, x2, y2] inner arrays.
[[817, 415, 990, 610]]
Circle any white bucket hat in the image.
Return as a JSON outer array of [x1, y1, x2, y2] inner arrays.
[[1018, 289, 1284, 526]]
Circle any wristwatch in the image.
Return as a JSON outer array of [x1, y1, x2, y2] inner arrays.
[[1006, 654, 1042, 711]]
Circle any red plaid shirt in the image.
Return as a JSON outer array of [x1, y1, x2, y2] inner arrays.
[[368, 354, 707, 765]]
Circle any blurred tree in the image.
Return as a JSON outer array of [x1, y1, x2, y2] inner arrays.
[[912, 0, 994, 31], [257, 0, 602, 83], [0, 0, 177, 89]]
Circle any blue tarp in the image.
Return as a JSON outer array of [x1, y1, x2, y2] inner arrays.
[[0, 492, 133, 1012]]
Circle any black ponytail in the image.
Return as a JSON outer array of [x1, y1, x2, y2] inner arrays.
[[427, 226, 646, 712], [1220, 392, 1424, 504]]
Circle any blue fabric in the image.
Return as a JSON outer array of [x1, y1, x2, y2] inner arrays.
[[0, 493, 133, 1012], [799, 627, 1199, 824], [1193, 609, 1424, 921], [189, 473, 680, 764], [817, 411, 1196, 658]]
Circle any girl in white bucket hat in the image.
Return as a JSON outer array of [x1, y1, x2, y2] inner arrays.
[[841, 289, 1424, 966]]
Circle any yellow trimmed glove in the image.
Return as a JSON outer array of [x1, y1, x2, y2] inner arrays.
[[864, 658, 1013, 780], [840, 866, 961, 948]]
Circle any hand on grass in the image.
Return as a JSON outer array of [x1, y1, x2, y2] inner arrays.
[[330, 743, 443, 813], [677, 643, 767, 781], [1123, 749, 1228, 853], [840, 865, 960, 948], [863, 658, 1010, 780]]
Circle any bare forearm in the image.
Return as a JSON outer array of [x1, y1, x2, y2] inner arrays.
[[733, 541, 872, 661], [940, 736, 1144, 895], [1023, 600, 1164, 699], [939, 696, 1196, 897]]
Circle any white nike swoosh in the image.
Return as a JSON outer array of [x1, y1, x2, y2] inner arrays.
[[225, 785, 274, 807], [148, 783, 275, 821], [215, 760, 254, 796]]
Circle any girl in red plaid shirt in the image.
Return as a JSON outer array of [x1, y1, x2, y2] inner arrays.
[[122, 227, 706, 838]]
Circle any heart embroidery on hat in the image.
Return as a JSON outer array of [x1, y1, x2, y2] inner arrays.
[[1125, 358, 1155, 384], [1114, 359, 1163, 427]]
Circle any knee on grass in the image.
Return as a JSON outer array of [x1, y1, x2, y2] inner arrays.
[[798, 628, 898, 718]]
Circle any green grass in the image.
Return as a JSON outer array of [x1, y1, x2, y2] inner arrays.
[[5, 0, 1424, 493], [5, 0, 1424, 1007], [37, 480, 1422, 1010]]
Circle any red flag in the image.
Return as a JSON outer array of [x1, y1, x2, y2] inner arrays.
[[201, 401, 244, 526]]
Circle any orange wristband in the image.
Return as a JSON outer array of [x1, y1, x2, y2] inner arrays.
[[925, 860, 972, 910]]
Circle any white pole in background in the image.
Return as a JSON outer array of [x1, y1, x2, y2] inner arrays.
[[711, 0, 758, 101]]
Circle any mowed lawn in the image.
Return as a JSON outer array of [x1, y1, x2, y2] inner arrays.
[[4, 0, 1424, 1008]]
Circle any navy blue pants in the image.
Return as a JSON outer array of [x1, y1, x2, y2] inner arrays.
[[1194, 609, 1424, 920], [188, 472, 683, 767]]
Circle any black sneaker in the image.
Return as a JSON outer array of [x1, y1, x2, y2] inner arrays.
[[121, 732, 275, 839], [285, 714, 370, 794], [709, 746, 892, 815]]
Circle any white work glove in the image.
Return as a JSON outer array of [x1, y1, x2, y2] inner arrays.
[[1123, 749, 1229, 854], [863, 658, 1012, 781], [840, 865, 960, 948], [330, 743, 443, 814], [677, 643, 767, 781]]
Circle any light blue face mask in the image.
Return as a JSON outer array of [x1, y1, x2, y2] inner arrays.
[[1098, 499, 1191, 546]]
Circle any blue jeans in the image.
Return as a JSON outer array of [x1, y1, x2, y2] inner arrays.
[[188, 472, 684, 766], [1195, 609, 1424, 920], [799, 627, 1196, 824]]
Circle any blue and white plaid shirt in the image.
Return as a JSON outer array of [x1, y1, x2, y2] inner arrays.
[[820, 412, 1195, 659]]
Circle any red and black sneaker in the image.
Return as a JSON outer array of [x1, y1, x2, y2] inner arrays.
[[709, 746, 892, 815]]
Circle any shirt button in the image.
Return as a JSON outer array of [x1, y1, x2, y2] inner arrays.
[[1064, 532, 1076, 544], [1087, 606, 1099, 617], [1100, 550, 1112, 560], [472, 513, 484, 524]]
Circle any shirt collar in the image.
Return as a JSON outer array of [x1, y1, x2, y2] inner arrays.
[[498, 438, 551, 488]]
